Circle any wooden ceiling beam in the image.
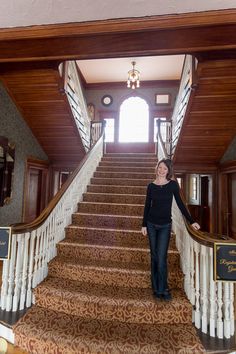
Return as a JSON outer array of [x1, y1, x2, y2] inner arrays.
[[0, 11, 235, 63]]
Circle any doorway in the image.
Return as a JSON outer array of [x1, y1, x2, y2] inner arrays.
[[119, 97, 149, 142], [23, 158, 49, 223], [220, 171, 236, 239]]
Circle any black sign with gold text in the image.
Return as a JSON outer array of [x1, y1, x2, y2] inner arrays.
[[0, 227, 11, 260], [214, 243, 236, 281]]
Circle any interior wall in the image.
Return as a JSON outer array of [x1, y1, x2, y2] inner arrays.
[[221, 135, 236, 163], [85, 85, 178, 121], [0, 82, 48, 226]]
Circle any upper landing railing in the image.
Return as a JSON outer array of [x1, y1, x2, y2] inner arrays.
[[171, 55, 197, 156], [59, 61, 91, 151]]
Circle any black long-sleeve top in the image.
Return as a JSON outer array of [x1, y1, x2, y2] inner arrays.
[[142, 180, 195, 227]]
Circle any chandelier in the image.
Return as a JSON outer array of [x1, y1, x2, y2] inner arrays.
[[127, 61, 140, 89]]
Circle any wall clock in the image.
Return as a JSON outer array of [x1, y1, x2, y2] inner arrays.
[[101, 95, 113, 106]]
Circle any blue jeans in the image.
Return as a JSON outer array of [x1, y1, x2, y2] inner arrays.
[[147, 221, 171, 295]]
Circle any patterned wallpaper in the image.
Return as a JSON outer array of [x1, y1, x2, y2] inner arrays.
[[0, 82, 48, 226]]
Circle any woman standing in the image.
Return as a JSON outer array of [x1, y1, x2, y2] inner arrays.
[[141, 159, 200, 301]]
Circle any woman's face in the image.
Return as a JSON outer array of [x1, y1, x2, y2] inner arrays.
[[156, 162, 168, 178]]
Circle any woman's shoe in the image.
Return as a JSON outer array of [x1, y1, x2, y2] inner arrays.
[[153, 291, 162, 300], [162, 291, 172, 301]]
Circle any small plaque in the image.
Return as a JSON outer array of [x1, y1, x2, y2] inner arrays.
[[214, 243, 236, 282], [155, 94, 170, 105], [0, 227, 11, 260]]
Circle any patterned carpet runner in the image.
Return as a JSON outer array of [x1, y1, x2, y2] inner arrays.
[[13, 153, 205, 353]]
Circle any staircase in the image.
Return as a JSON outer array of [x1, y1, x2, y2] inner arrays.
[[13, 153, 205, 353]]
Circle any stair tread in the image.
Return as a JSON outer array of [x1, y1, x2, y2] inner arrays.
[[36, 276, 189, 305], [59, 239, 178, 254], [92, 177, 151, 181], [73, 212, 142, 219], [14, 306, 205, 354], [50, 256, 150, 272], [85, 192, 146, 196], [67, 225, 143, 232], [79, 201, 144, 206], [65, 226, 177, 249], [50, 256, 181, 273], [59, 240, 150, 252]]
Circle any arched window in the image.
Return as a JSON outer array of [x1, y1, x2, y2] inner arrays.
[[119, 97, 149, 142]]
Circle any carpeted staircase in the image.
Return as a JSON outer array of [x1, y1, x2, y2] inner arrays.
[[13, 153, 205, 353]]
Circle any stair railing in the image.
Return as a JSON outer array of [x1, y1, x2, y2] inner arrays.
[[157, 123, 235, 339], [172, 203, 234, 339], [155, 118, 172, 159], [90, 120, 106, 148], [60, 61, 91, 151], [171, 55, 197, 156], [0, 132, 104, 312]]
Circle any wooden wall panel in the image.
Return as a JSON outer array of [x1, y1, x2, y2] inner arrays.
[[174, 59, 236, 168], [1, 67, 86, 168]]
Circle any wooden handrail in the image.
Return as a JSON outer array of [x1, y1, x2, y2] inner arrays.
[[157, 119, 232, 248], [11, 132, 104, 234]]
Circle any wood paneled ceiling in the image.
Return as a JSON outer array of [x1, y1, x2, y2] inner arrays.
[[173, 59, 236, 170], [1, 65, 86, 168]]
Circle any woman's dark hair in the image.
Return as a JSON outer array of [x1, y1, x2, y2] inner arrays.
[[155, 159, 173, 180]]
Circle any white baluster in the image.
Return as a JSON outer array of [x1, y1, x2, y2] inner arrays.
[[50, 218, 55, 260], [229, 283, 234, 336], [26, 231, 36, 307], [13, 235, 24, 311], [6, 236, 17, 311], [32, 231, 40, 288], [0, 259, 10, 310], [209, 248, 216, 337], [223, 282, 231, 338], [184, 236, 191, 298], [37, 229, 42, 283], [217, 282, 223, 338], [200, 245, 208, 333], [20, 232, 30, 310], [52, 215, 57, 258], [194, 242, 201, 328], [189, 240, 195, 306], [41, 227, 48, 279]]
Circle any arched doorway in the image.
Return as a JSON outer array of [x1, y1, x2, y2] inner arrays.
[[119, 97, 149, 142]]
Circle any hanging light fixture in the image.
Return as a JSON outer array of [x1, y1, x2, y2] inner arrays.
[[127, 61, 140, 89]]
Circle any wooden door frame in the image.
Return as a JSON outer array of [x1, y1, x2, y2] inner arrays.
[[23, 157, 49, 222], [219, 160, 236, 237]]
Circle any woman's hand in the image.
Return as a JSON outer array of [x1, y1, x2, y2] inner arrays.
[[141, 227, 147, 236], [191, 222, 200, 231]]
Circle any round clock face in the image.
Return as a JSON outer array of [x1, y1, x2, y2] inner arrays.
[[101, 95, 113, 106]]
